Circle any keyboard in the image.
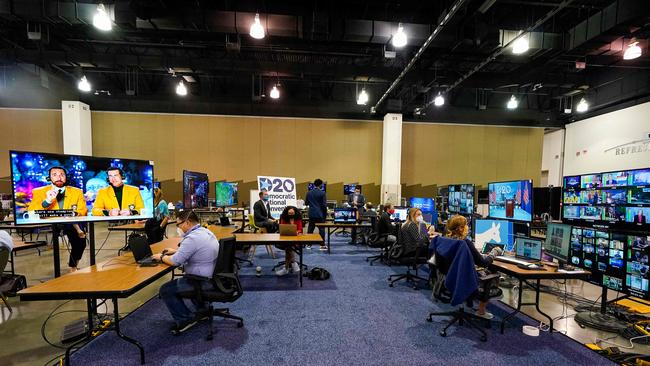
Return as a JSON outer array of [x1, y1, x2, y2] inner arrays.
[[495, 256, 535, 266], [138, 257, 159, 266]]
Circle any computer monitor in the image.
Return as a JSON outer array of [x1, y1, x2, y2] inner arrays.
[[544, 222, 572, 262], [487, 179, 533, 222], [183, 170, 209, 209], [333, 208, 356, 223], [343, 184, 362, 195], [474, 218, 515, 251], [391, 207, 409, 222], [515, 237, 542, 261], [215, 181, 238, 207], [308, 182, 327, 192]]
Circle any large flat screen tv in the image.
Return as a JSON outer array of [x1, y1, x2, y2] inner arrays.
[[10, 151, 154, 225], [488, 180, 533, 222], [562, 168, 650, 229], [215, 181, 238, 207], [448, 184, 475, 215], [183, 170, 209, 209]]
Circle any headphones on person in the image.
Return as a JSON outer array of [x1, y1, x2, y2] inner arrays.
[[106, 167, 125, 184], [46, 166, 69, 186]]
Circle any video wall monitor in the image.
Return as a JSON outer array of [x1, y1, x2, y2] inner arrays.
[[474, 218, 515, 252], [488, 180, 533, 222], [215, 181, 238, 207], [183, 170, 209, 209], [343, 184, 362, 195], [308, 182, 327, 192], [10, 151, 154, 225], [447, 184, 475, 215], [562, 167, 650, 229], [544, 222, 572, 262]]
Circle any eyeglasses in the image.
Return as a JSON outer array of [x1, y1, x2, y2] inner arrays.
[[176, 220, 186, 226]]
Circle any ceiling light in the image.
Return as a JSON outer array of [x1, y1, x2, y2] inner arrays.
[[511, 35, 529, 55], [250, 13, 265, 40], [392, 23, 408, 48], [623, 41, 642, 60], [357, 89, 369, 105], [576, 98, 588, 113], [77, 76, 91, 92], [433, 93, 445, 107], [269, 85, 280, 99], [92, 3, 112, 32], [176, 81, 187, 96], [506, 95, 518, 109]]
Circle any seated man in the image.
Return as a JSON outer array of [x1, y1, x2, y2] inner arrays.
[[253, 189, 278, 233], [152, 210, 220, 335], [92, 167, 144, 216]]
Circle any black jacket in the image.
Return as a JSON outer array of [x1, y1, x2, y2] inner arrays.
[[253, 199, 273, 225], [306, 188, 327, 219], [377, 212, 395, 236]]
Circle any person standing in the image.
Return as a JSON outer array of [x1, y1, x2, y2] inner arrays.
[[305, 179, 327, 250], [347, 186, 365, 244]]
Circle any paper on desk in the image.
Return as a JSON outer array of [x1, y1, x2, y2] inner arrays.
[[558, 269, 585, 274]]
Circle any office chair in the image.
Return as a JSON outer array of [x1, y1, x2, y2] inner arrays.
[[178, 237, 244, 341], [366, 218, 396, 265], [388, 231, 429, 289], [246, 214, 275, 260], [207, 225, 252, 267], [426, 236, 499, 342], [0, 247, 12, 312]]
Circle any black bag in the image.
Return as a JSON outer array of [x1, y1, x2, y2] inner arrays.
[[304, 267, 330, 280], [0, 274, 27, 297]]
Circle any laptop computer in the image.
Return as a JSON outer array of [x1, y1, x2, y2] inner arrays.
[[130, 235, 158, 266], [279, 224, 298, 236], [495, 237, 542, 266], [219, 216, 231, 226], [333, 208, 356, 223]]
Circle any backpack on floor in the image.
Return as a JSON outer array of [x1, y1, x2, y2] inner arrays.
[[304, 267, 330, 280], [0, 274, 27, 297]]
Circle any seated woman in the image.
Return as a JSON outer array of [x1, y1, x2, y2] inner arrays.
[[398, 208, 435, 257], [445, 215, 502, 319], [276, 206, 303, 276]]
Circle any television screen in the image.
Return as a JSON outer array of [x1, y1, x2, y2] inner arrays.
[[580, 206, 604, 221], [601, 189, 627, 204], [629, 169, 650, 186], [564, 176, 581, 190], [625, 207, 650, 225], [215, 181, 238, 207], [447, 184, 475, 214], [545, 222, 572, 262], [581, 174, 602, 189], [10, 150, 154, 225], [474, 219, 515, 251], [563, 206, 580, 219], [308, 182, 326, 192], [333, 208, 356, 223], [488, 180, 532, 222], [183, 170, 209, 209], [391, 207, 409, 222], [343, 184, 362, 195], [602, 171, 629, 187], [409, 197, 435, 213], [629, 187, 650, 205]]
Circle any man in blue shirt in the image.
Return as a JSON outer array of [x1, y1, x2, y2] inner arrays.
[[305, 178, 327, 250], [152, 210, 220, 335]]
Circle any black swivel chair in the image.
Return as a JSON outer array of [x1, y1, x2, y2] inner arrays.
[[388, 230, 429, 289], [178, 236, 244, 340], [0, 247, 12, 312], [426, 237, 499, 342], [365, 218, 397, 265]]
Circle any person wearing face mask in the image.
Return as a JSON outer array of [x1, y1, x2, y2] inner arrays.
[[91, 167, 144, 216], [399, 208, 432, 257], [378, 203, 397, 242], [253, 189, 278, 233], [152, 210, 220, 335], [444, 215, 503, 319], [275, 206, 303, 276]]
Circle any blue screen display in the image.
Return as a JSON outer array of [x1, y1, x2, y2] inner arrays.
[[474, 219, 515, 251], [488, 180, 533, 222]]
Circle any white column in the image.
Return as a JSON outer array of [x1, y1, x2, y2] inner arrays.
[[381, 113, 402, 205], [61, 101, 92, 156]]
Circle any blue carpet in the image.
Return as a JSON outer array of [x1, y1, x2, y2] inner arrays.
[[71, 234, 614, 365]]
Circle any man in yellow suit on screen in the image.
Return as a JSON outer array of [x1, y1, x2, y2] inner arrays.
[[92, 167, 144, 216], [27, 166, 88, 216]]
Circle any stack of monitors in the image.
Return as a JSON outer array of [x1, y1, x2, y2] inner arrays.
[[562, 168, 650, 229], [488, 180, 533, 222], [215, 181, 238, 207], [568, 226, 649, 299], [448, 184, 474, 215]]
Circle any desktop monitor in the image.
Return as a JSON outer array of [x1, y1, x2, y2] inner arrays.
[[10, 150, 154, 225], [488, 180, 533, 222], [215, 181, 238, 207], [515, 237, 542, 261], [343, 184, 362, 195], [474, 218, 515, 251], [409, 197, 435, 213], [308, 182, 327, 192], [333, 208, 356, 223], [544, 222, 572, 262], [447, 184, 475, 215], [391, 207, 409, 222], [183, 170, 209, 209]]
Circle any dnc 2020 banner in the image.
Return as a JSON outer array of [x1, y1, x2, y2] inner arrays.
[[257, 176, 297, 217]]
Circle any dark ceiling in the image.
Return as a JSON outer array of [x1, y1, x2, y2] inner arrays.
[[1, 0, 649, 126]]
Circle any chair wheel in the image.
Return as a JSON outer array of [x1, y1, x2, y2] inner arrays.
[[439, 331, 447, 337], [480, 336, 487, 342], [426, 316, 432, 322], [207, 335, 213, 341], [389, 283, 394, 287], [237, 322, 244, 328]]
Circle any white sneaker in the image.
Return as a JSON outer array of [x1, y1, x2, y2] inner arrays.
[[474, 311, 494, 320], [306, 245, 312, 249], [291, 262, 301, 273], [319, 246, 328, 251], [275, 267, 289, 276]]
